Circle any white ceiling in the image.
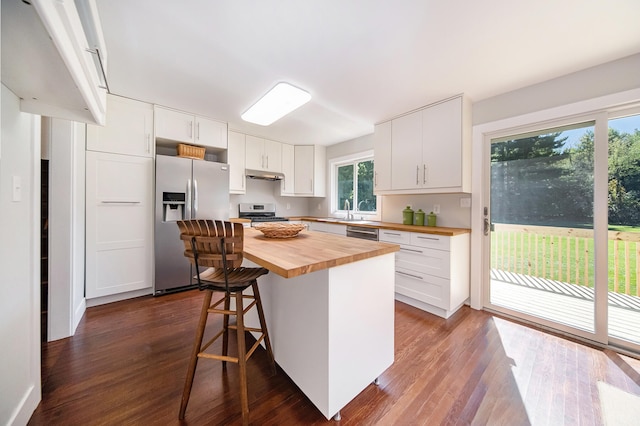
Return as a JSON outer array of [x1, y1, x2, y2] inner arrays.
[[96, 0, 640, 146]]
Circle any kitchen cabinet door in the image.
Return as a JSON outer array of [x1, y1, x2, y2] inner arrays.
[[194, 116, 227, 149], [421, 96, 462, 189], [390, 111, 422, 190], [155, 106, 194, 144], [373, 121, 392, 191], [245, 135, 282, 172], [281, 143, 295, 195], [294, 145, 314, 195], [263, 139, 282, 172], [245, 134, 265, 170], [86, 95, 153, 157], [228, 131, 246, 194], [85, 151, 153, 299]]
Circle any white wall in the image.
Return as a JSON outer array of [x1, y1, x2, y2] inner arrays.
[[0, 84, 42, 424], [473, 53, 640, 125]]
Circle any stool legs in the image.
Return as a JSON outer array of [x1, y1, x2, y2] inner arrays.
[[235, 291, 250, 426], [252, 281, 275, 374], [179, 289, 213, 419], [222, 292, 231, 369]]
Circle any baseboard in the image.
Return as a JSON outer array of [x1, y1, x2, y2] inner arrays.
[[9, 383, 40, 426]]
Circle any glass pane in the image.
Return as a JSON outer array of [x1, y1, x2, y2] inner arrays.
[[607, 113, 640, 346], [337, 164, 354, 210], [490, 123, 595, 332], [356, 160, 376, 212]]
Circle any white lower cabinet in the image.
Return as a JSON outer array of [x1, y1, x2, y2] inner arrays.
[[85, 151, 154, 302], [306, 221, 346, 236], [380, 229, 469, 318]]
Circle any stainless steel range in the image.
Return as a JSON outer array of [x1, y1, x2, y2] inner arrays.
[[238, 203, 288, 224]]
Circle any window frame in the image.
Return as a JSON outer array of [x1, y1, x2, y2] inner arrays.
[[330, 150, 379, 218]]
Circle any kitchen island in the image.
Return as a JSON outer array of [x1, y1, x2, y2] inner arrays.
[[241, 228, 399, 420]]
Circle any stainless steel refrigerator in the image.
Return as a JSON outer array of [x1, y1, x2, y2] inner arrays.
[[154, 155, 230, 294]]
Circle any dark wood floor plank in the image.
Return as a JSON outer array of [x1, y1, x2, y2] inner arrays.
[[28, 289, 640, 425]]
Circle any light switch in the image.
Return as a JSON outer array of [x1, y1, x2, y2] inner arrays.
[[12, 176, 22, 202]]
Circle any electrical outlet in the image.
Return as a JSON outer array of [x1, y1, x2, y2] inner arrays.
[[286, 203, 291, 210], [460, 198, 471, 208], [433, 204, 440, 214], [317, 203, 321, 210]]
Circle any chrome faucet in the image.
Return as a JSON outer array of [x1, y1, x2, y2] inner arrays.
[[344, 199, 353, 220]]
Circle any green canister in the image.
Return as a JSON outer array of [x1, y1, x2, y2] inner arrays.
[[402, 206, 414, 225], [427, 211, 437, 227], [414, 209, 425, 226]]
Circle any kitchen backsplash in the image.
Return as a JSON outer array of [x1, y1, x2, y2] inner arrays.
[[229, 178, 312, 218], [381, 194, 471, 228]]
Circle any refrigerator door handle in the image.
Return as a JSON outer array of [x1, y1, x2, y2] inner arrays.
[[193, 179, 198, 218], [186, 179, 192, 219]]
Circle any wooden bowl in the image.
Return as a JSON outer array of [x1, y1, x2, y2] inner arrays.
[[253, 222, 306, 239]]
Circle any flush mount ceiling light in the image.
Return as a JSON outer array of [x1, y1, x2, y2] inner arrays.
[[241, 82, 311, 126]]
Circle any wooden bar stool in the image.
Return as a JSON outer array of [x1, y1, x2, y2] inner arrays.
[[177, 219, 275, 426]]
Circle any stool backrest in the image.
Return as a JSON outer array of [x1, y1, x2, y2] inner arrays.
[[177, 220, 244, 269]]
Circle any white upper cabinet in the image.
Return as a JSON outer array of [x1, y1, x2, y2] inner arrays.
[[245, 135, 282, 172], [86, 95, 153, 157], [373, 121, 392, 192], [3, 0, 108, 125], [195, 116, 227, 149], [154, 106, 227, 149], [390, 111, 422, 190], [281, 143, 295, 196], [228, 131, 246, 194], [379, 95, 471, 194], [294, 145, 326, 197]]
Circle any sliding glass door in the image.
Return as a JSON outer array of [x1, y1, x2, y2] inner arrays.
[[607, 113, 640, 350], [485, 110, 640, 352], [487, 121, 599, 339]]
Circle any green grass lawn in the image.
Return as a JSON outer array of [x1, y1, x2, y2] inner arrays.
[[491, 227, 640, 295]]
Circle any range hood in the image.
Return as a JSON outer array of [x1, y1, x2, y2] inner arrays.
[[245, 169, 284, 181]]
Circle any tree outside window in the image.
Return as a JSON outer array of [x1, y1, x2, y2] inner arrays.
[[336, 158, 377, 213]]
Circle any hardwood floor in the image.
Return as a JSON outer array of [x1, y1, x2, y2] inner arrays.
[[30, 289, 640, 425]]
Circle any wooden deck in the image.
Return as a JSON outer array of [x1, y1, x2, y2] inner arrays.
[[491, 269, 640, 345]]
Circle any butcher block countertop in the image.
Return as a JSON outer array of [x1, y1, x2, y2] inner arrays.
[[291, 217, 471, 236], [242, 228, 399, 279]]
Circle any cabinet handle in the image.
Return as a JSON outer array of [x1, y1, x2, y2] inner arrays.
[[196, 122, 200, 140], [146, 134, 151, 153], [400, 247, 424, 254], [266, 155, 269, 169], [396, 270, 424, 280], [417, 235, 440, 241], [374, 171, 378, 187], [101, 201, 140, 204], [189, 121, 193, 139], [416, 165, 419, 185], [383, 232, 402, 236], [423, 164, 427, 185]]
